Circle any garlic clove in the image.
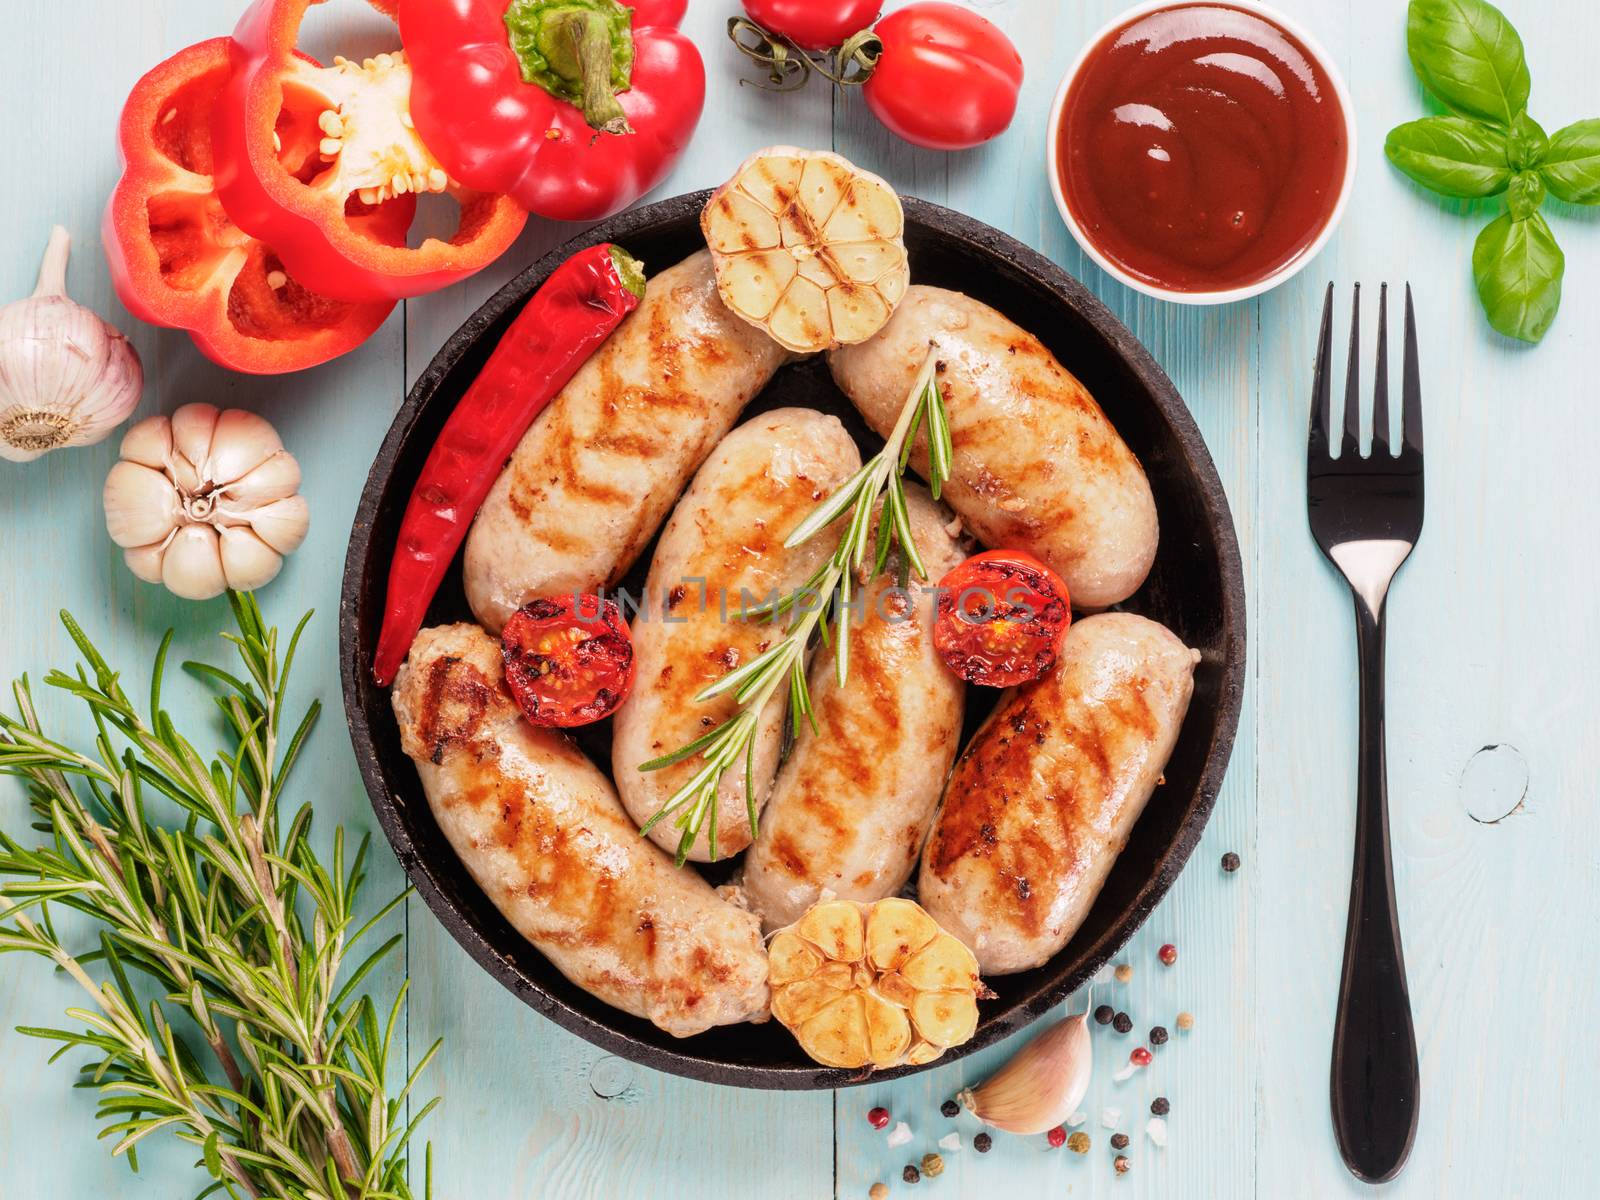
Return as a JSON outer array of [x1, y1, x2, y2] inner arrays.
[[169, 403, 220, 473], [205, 408, 283, 486], [244, 494, 310, 555], [103, 461, 180, 548], [124, 541, 169, 585], [162, 525, 227, 600], [222, 450, 302, 506], [219, 526, 284, 592], [959, 1004, 1094, 1135], [119, 413, 173, 470]]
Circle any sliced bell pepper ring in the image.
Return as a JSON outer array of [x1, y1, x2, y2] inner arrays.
[[212, 0, 528, 303], [398, 0, 705, 222], [104, 38, 408, 375]]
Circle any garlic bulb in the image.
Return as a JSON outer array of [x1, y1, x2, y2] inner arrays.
[[0, 226, 143, 462], [104, 404, 310, 600], [958, 999, 1094, 1135]]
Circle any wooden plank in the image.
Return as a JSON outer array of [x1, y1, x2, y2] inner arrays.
[[0, 3, 412, 1196], [393, 2, 838, 1196], [833, 4, 1262, 1193], [1250, 2, 1600, 1196]]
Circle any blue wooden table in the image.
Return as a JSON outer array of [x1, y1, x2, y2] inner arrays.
[[3, 1, 1596, 1196]]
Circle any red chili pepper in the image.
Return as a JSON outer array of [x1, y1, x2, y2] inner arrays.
[[212, 0, 527, 303], [398, 0, 705, 222], [104, 39, 410, 374], [371, 243, 646, 686]]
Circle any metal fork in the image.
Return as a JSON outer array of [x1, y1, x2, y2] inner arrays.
[[1307, 283, 1424, 1184]]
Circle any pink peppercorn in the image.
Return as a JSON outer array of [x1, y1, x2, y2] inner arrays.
[[1131, 1047, 1153, 1067], [1158, 943, 1177, 966], [1047, 1126, 1067, 1148], [868, 1106, 890, 1130]]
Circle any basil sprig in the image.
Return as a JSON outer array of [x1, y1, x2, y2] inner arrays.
[[1386, 0, 1599, 343]]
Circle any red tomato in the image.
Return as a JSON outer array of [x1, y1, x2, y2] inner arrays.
[[933, 551, 1071, 687], [864, 3, 1024, 150], [744, 0, 882, 50], [501, 596, 635, 728]]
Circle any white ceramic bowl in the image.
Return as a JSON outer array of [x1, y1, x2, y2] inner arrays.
[[1046, 0, 1358, 305]]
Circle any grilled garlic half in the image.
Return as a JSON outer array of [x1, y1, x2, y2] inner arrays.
[[103, 404, 309, 600]]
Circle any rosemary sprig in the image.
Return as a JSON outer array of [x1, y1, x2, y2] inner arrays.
[[638, 348, 950, 865], [0, 593, 438, 1200]]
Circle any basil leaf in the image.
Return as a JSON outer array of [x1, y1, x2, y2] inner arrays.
[[1472, 212, 1565, 342], [1407, 0, 1531, 127], [1540, 118, 1600, 203], [1385, 115, 1512, 196], [1506, 111, 1547, 169], [1506, 170, 1545, 219]]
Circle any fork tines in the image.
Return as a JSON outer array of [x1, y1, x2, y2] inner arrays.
[[1309, 283, 1423, 467]]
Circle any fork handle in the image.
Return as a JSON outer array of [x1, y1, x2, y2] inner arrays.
[[1330, 598, 1420, 1182]]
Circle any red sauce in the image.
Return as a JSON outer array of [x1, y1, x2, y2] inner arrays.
[[1058, 3, 1348, 293]]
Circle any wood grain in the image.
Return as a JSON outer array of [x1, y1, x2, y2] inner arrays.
[[3, 0, 1598, 1196]]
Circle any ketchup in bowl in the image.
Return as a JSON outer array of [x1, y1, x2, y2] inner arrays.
[[1056, 3, 1350, 295]]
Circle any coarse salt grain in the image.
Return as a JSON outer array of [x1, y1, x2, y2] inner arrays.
[[1112, 1062, 1138, 1083], [1147, 1117, 1169, 1147], [1066, 1111, 1087, 1128], [1100, 1107, 1122, 1129], [939, 1133, 961, 1152], [887, 1121, 913, 1149]]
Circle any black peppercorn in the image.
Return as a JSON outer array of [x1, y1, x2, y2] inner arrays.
[[1149, 1025, 1169, 1046], [973, 1132, 993, 1153], [1110, 1132, 1130, 1149], [1112, 1011, 1133, 1034], [1094, 1004, 1115, 1025], [1221, 851, 1241, 872], [1114, 1155, 1131, 1175], [941, 1099, 960, 1118], [1151, 1096, 1170, 1116], [903, 1164, 921, 1184]]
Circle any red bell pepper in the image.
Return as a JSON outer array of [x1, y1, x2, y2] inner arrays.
[[398, 0, 705, 222], [105, 39, 408, 374], [212, 0, 528, 303]]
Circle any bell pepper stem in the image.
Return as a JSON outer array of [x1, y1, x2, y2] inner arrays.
[[547, 9, 633, 135]]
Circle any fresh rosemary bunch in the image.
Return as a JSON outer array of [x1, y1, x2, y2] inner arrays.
[[0, 593, 437, 1200], [638, 348, 952, 865]]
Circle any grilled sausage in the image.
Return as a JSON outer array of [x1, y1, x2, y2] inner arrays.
[[828, 286, 1158, 607], [464, 251, 792, 634], [741, 485, 968, 931], [918, 613, 1197, 975], [612, 408, 862, 862], [393, 624, 770, 1037]]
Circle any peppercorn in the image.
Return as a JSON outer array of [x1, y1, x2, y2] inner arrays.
[[974, 1132, 993, 1153], [1130, 1047, 1153, 1067], [870, 1185, 889, 1200], [868, 1106, 890, 1130], [1067, 1131, 1091, 1153], [941, 1099, 960, 1118], [1114, 1155, 1131, 1174], [1114, 963, 1133, 983], [1094, 1004, 1115, 1025], [921, 1153, 944, 1178], [1176, 1011, 1195, 1031], [1158, 943, 1177, 966], [1221, 851, 1241, 872], [1149, 1025, 1169, 1046], [1112, 1011, 1133, 1034], [1110, 1132, 1130, 1150], [1047, 1126, 1067, 1148], [1151, 1097, 1171, 1116], [903, 1164, 921, 1184]]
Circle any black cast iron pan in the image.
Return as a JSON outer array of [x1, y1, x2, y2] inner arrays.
[[340, 190, 1246, 1089]]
